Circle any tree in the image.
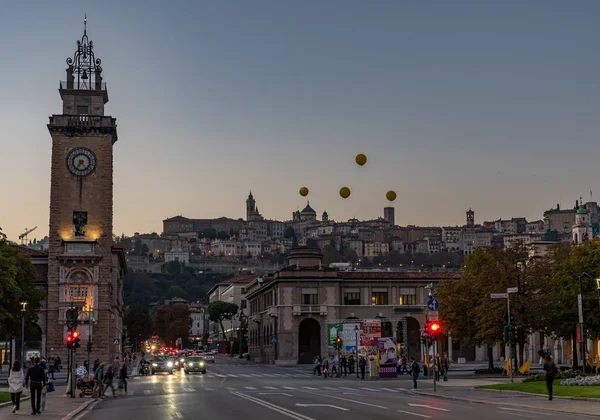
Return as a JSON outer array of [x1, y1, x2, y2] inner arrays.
[[344, 248, 359, 264], [284, 226, 296, 239], [542, 229, 559, 242], [123, 307, 153, 347], [132, 237, 143, 255], [207, 301, 239, 340], [154, 304, 190, 345], [437, 244, 552, 369], [216, 231, 229, 240], [306, 238, 319, 249], [0, 242, 44, 348], [201, 228, 217, 240], [322, 245, 342, 266], [165, 261, 182, 276], [141, 244, 150, 255]]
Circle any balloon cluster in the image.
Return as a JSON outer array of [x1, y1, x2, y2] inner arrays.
[[298, 153, 396, 202]]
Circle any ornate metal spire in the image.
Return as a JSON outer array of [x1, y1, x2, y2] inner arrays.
[[64, 16, 103, 90]]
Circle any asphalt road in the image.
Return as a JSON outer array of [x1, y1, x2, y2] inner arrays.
[[76, 358, 585, 420]]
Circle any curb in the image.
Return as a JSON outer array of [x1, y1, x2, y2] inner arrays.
[[61, 398, 98, 420], [0, 396, 31, 409], [413, 389, 600, 418], [477, 387, 600, 402]]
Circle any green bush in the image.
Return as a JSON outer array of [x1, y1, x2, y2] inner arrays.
[[523, 369, 583, 383]]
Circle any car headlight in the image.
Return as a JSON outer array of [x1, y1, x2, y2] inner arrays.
[[199, 362, 205, 367], [189, 363, 194, 367], [180, 358, 185, 362], [167, 362, 173, 367], [152, 363, 158, 367]]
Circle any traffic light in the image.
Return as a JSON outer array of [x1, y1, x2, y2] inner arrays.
[[73, 330, 81, 350], [335, 337, 342, 350], [66, 333, 74, 349], [427, 321, 442, 338], [87, 342, 92, 353], [503, 325, 510, 343]]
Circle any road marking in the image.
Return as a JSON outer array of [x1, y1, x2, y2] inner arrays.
[[339, 387, 354, 390], [134, 377, 141, 380], [322, 386, 338, 390], [263, 386, 278, 389], [144, 390, 153, 394], [498, 408, 536, 418], [296, 404, 348, 411], [397, 409, 431, 418], [245, 386, 258, 390], [407, 403, 450, 412], [260, 392, 292, 396], [240, 374, 252, 377], [262, 374, 276, 377], [230, 391, 315, 420], [302, 386, 318, 390], [175, 412, 183, 419], [381, 388, 399, 392], [183, 388, 196, 392], [360, 387, 378, 392], [302, 391, 388, 409], [282, 386, 297, 390], [227, 374, 239, 377], [343, 392, 363, 396], [273, 374, 286, 377]]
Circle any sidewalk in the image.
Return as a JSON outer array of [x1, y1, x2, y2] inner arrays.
[[415, 383, 600, 417], [0, 385, 97, 419]]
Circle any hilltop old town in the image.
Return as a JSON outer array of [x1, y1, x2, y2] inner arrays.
[[3, 6, 600, 420]]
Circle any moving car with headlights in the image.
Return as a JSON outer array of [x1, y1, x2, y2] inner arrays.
[[150, 356, 174, 374], [183, 356, 207, 374]]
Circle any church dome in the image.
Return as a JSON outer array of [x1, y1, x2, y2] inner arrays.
[[577, 206, 587, 215], [301, 202, 316, 214]]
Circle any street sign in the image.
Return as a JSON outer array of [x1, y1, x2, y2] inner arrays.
[[428, 311, 439, 321], [207, 337, 213, 343], [427, 298, 439, 311], [271, 335, 278, 344], [113, 338, 120, 345], [177, 338, 182, 345], [491, 293, 508, 299], [507, 287, 519, 294]]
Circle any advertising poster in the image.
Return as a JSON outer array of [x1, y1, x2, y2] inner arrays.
[[342, 323, 361, 353], [327, 323, 343, 347], [378, 337, 398, 378]]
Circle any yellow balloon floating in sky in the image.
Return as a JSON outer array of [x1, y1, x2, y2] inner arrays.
[[355, 153, 367, 166], [339, 187, 351, 199], [299, 187, 309, 197], [386, 190, 397, 202]]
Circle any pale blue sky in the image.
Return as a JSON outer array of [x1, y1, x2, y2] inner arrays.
[[1, 1, 600, 241]]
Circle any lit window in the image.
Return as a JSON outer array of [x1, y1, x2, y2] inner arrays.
[[371, 292, 388, 305]]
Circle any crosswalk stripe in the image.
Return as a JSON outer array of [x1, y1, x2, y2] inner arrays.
[[302, 386, 318, 390], [227, 374, 239, 378], [263, 386, 278, 389], [360, 387, 378, 392], [262, 374, 275, 377], [144, 390, 153, 395], [322, 386, 338, 390], [239, 374, 251, 377], [381, 388, 399, 393], [282, 386, 297, 390], [245, 387, 257, 390], [339, 387, 354, 390]]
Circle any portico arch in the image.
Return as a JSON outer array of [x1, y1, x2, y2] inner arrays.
[[298, 318, 321, 364]]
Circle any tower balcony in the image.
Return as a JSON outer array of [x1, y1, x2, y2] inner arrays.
[[48, 114, 118, 143], [57, 240, 103, 265]]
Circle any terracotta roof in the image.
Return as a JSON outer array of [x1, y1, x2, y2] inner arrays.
[[225, 274, 259, 284], [338, 271, 462, 280], [15, 246, 48, 258]]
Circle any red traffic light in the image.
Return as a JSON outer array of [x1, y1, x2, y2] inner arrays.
[[66, 334, 73, 343], [72, 331, 80, 339], [430, 322, 440, 332]]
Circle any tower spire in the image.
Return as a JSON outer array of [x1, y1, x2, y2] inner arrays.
[[84, 14, 87, 36]]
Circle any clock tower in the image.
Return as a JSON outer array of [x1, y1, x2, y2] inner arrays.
[[46, 18, 126, 365]]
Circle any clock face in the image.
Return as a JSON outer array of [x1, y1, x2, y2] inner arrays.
[[66, 148, 97, 177]]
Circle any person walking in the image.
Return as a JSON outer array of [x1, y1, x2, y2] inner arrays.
[[119, 363, 129, 394], [410, 357, 420, 390], [341, 355, 348, 377], [94, 363, 105, 398], [25, 357, 46, 415], [359, 356, 367, 380], [8, 361, 24, 414], [543, 353, 558, 400], [313, 356, 321, 376], [442, 354, 450, 381], [102, 363, 117, 398]]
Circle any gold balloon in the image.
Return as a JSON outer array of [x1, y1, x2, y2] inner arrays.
[[299, 187, 309, 197], [339, 186, 351, 199], [386, 190, 397, 202], [355, 153, 367, 166]]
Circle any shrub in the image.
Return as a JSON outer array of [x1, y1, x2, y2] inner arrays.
[[523, 369, 583, 383], [560, 375, 600, 386]]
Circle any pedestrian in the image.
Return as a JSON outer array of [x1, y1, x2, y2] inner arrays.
[[359, 356, 367, 380], [434, 354, 441, 381], [543, 353, 558, 400], [8, 360, 24, 414], [410, 357, 419, 390], [313, 356, 321, 376], [102, 363, 116, 398], [348, 354, 355, 375], [93, 359, 100, 373], [322, 358, 329, 378], [25, 356, 46, 415], [442, 353, 450, 381], [119, 363, 128, 393], [341, 355, 347, 376], [94, 363, 105, 398]]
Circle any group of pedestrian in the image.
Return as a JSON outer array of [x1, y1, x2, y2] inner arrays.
[[312, 354, 369, 379], [8, 357, 53, 415], [92, 356, 129, 398]]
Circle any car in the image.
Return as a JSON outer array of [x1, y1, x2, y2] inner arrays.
[[151, 356, 175, 374], [201, 353, 215, 363], [183, 357, 207, 374]]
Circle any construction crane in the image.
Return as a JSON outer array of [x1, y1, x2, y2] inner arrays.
[[19, 226, 37, 245]]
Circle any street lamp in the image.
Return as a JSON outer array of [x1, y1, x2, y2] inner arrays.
[[577, 272, 598, 372], [354, 325, 359, 379], [20, 302, 27, 368], [87, 314, 95, 375]]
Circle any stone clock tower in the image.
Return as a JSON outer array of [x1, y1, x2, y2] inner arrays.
[[46, 19, 127, 365]]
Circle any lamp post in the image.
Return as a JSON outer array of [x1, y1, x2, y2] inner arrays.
[[20, 302, 27, 368], [577, 273, 591, 372], [354, 325, 359, 379], [87, 315, 95, 375]]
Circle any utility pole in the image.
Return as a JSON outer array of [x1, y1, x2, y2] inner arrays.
[[20, 302, 27, 369]]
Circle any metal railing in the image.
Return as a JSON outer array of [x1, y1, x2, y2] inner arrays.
[[49, 115, 116, 128], [60, 80, 107, 91]]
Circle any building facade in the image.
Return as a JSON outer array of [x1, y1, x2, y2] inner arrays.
[[45, 23, 126, 364]]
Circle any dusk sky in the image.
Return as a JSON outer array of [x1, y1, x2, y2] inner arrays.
[[2, 1, 600, 242]]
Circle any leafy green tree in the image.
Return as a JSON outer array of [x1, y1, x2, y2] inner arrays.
[[208, 301, 239, 340], [154, 304, 190, 345], [216, 231, 229, 240], [284, 226, 296, 239], [542, 229, 559, 242], [322, 245, 342, 266], [123, 307, 153, 347], [344, 248, 359, 264], [165, 261, 182, 276], [0, 242, 44, 351], [141, 244, 150, 255], [201, 228, 217, 240]]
